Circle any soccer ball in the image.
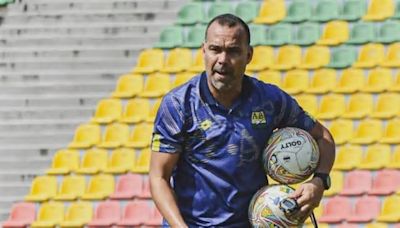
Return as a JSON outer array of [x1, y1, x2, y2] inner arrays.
[[248, 184, 307, 227], [263, 127, 319, 184]]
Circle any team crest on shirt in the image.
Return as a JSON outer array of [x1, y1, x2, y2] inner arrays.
[[251, 111, 267, 128]]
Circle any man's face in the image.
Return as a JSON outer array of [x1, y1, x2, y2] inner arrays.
[[202, 22, 253, 93]]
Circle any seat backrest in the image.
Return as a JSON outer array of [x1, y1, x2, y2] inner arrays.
[[87, 174, 115, 196], [344, 170, 372, 190], [81, 149, 108, 169], [324, 196, 351, 216], [123, 200, 151, 219], [52, 150, 79, 170], [95, 201, 121, 220], [9, 202, 36, 221], [354, 196, 380, 216], [103, 123, 130, 143], [108, 148, 135, 168], [65, 201, 93, 221], [38, 202, 64, 221], [74, 124, 101, 143], [31, 176, 57, 196], [115, 174, 143, 193], [59, 175, 86, 196]]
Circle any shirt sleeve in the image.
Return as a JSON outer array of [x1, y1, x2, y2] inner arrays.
[[151, 94, 185, 154]]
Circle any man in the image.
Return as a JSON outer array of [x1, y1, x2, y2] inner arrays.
[[150, 14, 335, 227]]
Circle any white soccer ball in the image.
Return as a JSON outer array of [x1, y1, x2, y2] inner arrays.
[[263, 127, 320, 184]]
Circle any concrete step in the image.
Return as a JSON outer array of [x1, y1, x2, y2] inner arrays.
[[0, 143, 68, 156], [0, 183, 31, 197], [0, 119, 85, 133], [0, 67, 130, 76], [0, 106, 94, 120], [0, 72, 119, 83], [0, 131, 73, 144], [0, 94, 103, 107], [0, 171, 44, 183]]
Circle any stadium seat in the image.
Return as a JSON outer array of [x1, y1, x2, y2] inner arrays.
[[332, 68, 365, 93], [370, 93, 400, 119], [347, 195, 380, 223], [160, 48, 192, 73], [340, 170, 372, 195], [139, 73, 171, 98], [145, 99, 161, 123], [323, 170, 343, 196], [235, 1, 259, 23], [332, 145, 363, 171], [310, 0, 340, 22], [357, 144, 391, 170], [342, 93, 373, 119], [376, 195, 400, 222], [68, 123, 101, 149], [270, 45, 301, 70], [298, 45, 330, 69], [183, 25, 206, 49], [362, 0, 395, 21], [376, 20, 400, 44], [328, 119, 354, 145], [46, 149, 79, 175], [346, 22, 376, 44], [388, 71, 400, 92], [110, 173, 143, 200], [154, 26, 184, 49], [315, 94, 345, 120], [54, 175, 86, 201], [91, 98, 122, 124], [117, 200, 151, 226], [319, 196, 352, 223], [292, 22, 320, 46], [60, 201, 93, 228], [202, 2, 233, 23], [327, 45, 357, 68], [294, 94, 318, 117], [355, 40, 380, 62], [97, 123, 130, 149], [350, 119, 383, 144], [280, 69, 309, 95], [3, 202, 36, 228], [394, 0, 400, 19], [31, 202, 64, 228], [76, 149, 108, 175], [88, 201, 121, 227], [131, 49, 164, 74], [247, 46, 274, 71], [387, 146, 400, 169], [120, 98, 150, 124], [369, 169, 400, 195], [104, 148, 136, 174], [175, 2, 205, 25], [360, 68, 392, 93], [81, 174, 115, 200], [25, 176, 57, 202], [283, 0, 312, 23], [131, 148, 151, 174], [381, 42, 400, 67], [173, 72, 195, 88], [316, 20, 349, 46], [366, 223, 389, 228], [253, 0, 286, 24], [144, 206, 163, 227], [339, 0, 367, 21], [264, 23, 293, 46], [188, 48, 204, 73], [380, 119, 400, 144], [257, 70, 281, 87], [249, 24, 268, 46], [305, 69, 336, 94], [124, 123, 153, 148], [139, 177, 152, 199], [336, 224, 358, 228], [111, 74, 144, 98]]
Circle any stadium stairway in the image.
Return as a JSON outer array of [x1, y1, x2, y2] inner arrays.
[[0, 0, 187, 221]]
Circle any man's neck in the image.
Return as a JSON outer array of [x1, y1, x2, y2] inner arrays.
[[210, 85, 242, 109]]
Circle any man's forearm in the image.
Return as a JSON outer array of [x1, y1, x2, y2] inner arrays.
[[315, 128, 335, 174]]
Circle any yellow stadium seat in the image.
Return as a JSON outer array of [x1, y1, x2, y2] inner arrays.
[[257, 70, 281, 87], [298, 45, 331, 69], [381, 43, 400, 67], [131, 148, 151, 174], [316, 20, 349, 46], [25, 176, 57, 202], [160, 48, 192, 73], [68, 124, 101, 149], [188, 49, 204, 73], [60, 201, 93, 228], [139, 73, 171, 98], [91, 99, 122, 124], [104, 148, 136, 174], [353, 43, 385, 68], [366, 223, 389, 228], [329, 119, 353, 145], [111, 74, 144, 98], [332, 68, 365, 93], [387, 146, 400, 169], [342, 93, 373, 119], [280, 69, 309, 95], [97, 123, 130, 149], [31, 202, 64, 228], [253, 0, 286, 24], [173, 72, 195, 88], [363, 0, 395, 21], [294, 94, 318, 117], [376, 195, 400, 222], [76, 149, 108, 175], [120, 98, 150, 124], [132, 49, 164, 74], [357, 144, 391, 170], [247, 46, 274, 71], [270, 45, 302, 70], [323, 171, 343, 196], [371, 93, 400, 119], [124, 123, 153, 148], [360, 68, 392, 93], [81, 174, 115, 200], [380, 119, 400, 144], [388, 71, 400, 92], [305, 68, 336, 94], [332, 145, 363, 171], [350, 119, 383, 144], [46, 149, 79, 175], [146, 99, 162, 123], [315, 94, 345, 120], [54, 175, 86, 201]]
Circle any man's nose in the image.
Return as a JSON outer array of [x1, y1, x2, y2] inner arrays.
[[217, 52, 228, 64]]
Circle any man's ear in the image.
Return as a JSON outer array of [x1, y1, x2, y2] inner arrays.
[[201, 42, 206, 55], [247, 46, 253, 64]]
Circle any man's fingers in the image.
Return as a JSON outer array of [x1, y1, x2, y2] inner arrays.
[[288, 187, 303, 199]]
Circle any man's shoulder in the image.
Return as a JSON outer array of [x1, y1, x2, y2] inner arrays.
[[162, 74, 201, 106], [245, 75, 283, 98]]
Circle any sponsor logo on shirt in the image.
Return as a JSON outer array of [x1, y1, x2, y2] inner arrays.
[[251, 111, 267, 128]]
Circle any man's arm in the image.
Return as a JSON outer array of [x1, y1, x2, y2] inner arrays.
[[149, 151, 188, 228]]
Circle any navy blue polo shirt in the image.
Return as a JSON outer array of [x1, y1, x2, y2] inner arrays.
[[151, 72, 316, 227]]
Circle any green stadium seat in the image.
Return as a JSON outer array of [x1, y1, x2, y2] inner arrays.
[[183, 25, 206, 49], [346, 22, 376, 44], [175, 2, 205, 25], [0, 0, 14, 6], [249, 24, 268, 46], [202, 2, 234, 23], [310, 0, 340, 22], [235, 1, 259, 23], [265, 23, 292, 46], [339, 0, 367, 21], [292, 22, 320, 46], [376, 20, 400, 44], [327, 46, 357, 68], [283, 0, 312, 23], [393, 0, 400, 19], [154, 26, 184, 49]]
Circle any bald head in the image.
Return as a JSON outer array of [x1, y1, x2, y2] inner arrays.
[[205, 14, 251, 46]]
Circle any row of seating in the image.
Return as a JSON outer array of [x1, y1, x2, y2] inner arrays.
[[0, 0, 13, 7], [3, 200, 161, 228]]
